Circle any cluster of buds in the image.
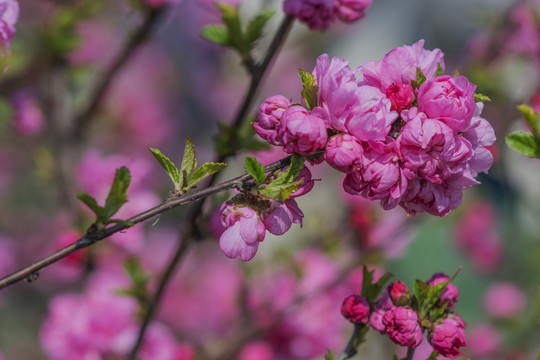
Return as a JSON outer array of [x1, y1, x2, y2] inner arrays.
[[218, 166, 314, 261], [341, 272, 467, 359], [283, 0, 373, 30], [254, 40, 495, 217]]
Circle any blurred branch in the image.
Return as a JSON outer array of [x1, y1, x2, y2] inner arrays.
[[70, 6, 168, 142], [128, 14, 296, 359], [0, 155, 292, 291], [338, 324, 362, 360]]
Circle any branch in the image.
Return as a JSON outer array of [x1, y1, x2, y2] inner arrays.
[[71, 6, 168, 142], [338, 324, 362, 360], [0, 155, 292, 291]]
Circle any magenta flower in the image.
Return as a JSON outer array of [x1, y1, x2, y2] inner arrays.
[[382, 306, 423, 348], [370, 288, 393, 332], [426, 273, 459, 309], [341, 294, 370, 324], [335, 0, 372, 22], [283, 0, 336, 30], [429, 318, 467, 359], [400, 180, 463, 217], [386, 82, 415, 112], [254, 95, 291, 146], [389, 281, 411, 306], [467, 323, 501, 357], [11, 90, 44, 136], [324, 134, 363, 173], [262, 199, 304, 236], [278, 105, 328, 155], [417, 75, 477, 131], [219, 203, 265, 261]]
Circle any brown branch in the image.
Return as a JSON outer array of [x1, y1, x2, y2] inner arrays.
[[70, 6, 168, 142], [0, 155, 292, 291]]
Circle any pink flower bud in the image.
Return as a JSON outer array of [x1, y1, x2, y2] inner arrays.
[[386, 82, 415, 112], [324, 134, 363, 173], [340, 294, 370, 324], [429, 318, 467, 359], [389, 281, 411, 306], [254, 95, 291, 146], [426, 273, 459, 309], [219, 203, 265, 261], [335, 0, 372, 22], [283, 0, 336, 30], [382, 306, 423, 348], [278, 105, 328, 155], [417, 75, 477, 131]]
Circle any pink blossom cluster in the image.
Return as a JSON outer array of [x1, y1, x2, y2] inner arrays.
[[254, 40, 495, 217], [368, 273, 467, 358], [218, 167, 314, 261], [0, 0, 18, 46], [283, 0, 372, 30]]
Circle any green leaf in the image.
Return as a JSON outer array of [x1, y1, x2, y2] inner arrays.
[[298, 69, 318, 110], [411, 67, 427, 90], [426, 351, 439, 360], [245, 9, 275, 46], [270, 154, 305, 187], [200, 25, 231, 46], [180, 137, 197, 189], [324, 349, 335, 360], [103, 166, 131, 221], [244, 156, 266, 186], [216, 2, 247, 54], [454, 69, 460, 77], [259, 180, 303, 201], [506, 131, 540, 158], [149, 147, 181, 190], [77, 193, 104, 218], [361, 265, 392, 303], [474, 92, 491, 103], [413, 279, 430, 312], [517, 104, 540, 138], [187, 162, 228, 190], [436, 63, 444, 76]]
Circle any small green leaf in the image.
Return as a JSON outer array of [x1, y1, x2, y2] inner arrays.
[[474, 92, 491, 103], [454, 69, 460, 77], [244, 156, 266, 186], [298, 69, 318, 110], [361, 265, 392, 303], [426, 351, 439, 360], [103, 166, 131, 221], [149, 147, 181, 190], [413, 279, 430, 316], [77, 193, 104, 218], [411, 67, 427, 90], [436, 63, 444, 77], [246, 9, 275, 46], [200, 25, 231, 46], [259, 180, 303, 201], [108, 219, 135, 227], [324, 349, 335, 360], [270, 154, 305, 187], [506, 131, 540, 158], [216, 2, 247, 54], [187, 162, 228, 190], [180, 136, 197, 189], [517, 104, 540, 138]]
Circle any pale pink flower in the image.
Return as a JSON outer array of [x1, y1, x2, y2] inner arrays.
[[283, 0, 336, 30], [254, 95, 291, 146], [370, 288, 393, 332], [382, 306, 423, 348], [429, 318, 467, 359], [335, 0, 372, 22], [263, 199, 303, 236], [483, 282, 527, 319], [219, 203, 265, 261], [0, 0, 18, 46], [324, 133, 363, 173], [278, 105, 329, 155]]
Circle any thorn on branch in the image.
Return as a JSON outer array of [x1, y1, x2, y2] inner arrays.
[[24, 272, 40, 283]]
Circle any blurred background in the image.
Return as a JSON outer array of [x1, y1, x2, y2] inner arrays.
[[0, 0, 538, 359]]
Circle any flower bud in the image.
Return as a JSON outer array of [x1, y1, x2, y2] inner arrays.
[[340, 294, 370, 324], [335, 0, 372, 22], [427, 273, 459, 310], [324, 134, 363, 173], [278, 105, 328, 155], [254, 95, 291, 146], [382, 306, 423, 348], [385, 82, 415, 112], [429, 317, 467, 359], [389, 281, 411, 306]]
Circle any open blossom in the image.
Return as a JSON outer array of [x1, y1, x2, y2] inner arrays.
[[219, 203, 265, 261], [382, 306, 423, 348], [429, 318, 467, 359], [262, 199, 303, 236]]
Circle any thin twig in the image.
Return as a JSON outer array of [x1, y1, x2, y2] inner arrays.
[[338, 324, 362, 360], [71, 6, 168, 142], [127, 14, 297, 358], [406, 347, 415, 360], [0, 156, 292, 291]]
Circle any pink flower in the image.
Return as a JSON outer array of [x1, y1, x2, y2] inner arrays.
[[254, 95, 291, 146], [324, 134, 363, 173], [426, 273, 459, 309], [262, 199, 304, 236], [382, 306, 423, 348], [11, 90, 44, 136], [340, 295, 370, 324], [278, 105, 328, 155], [359, 39, 445, 94], [467, 323, 501, 357], [386, 82, 415, 112], [335, 0, 372, 22], [239, 341, 275, 360], [417, 75, 477, 131], [389, 281, 411, 306], [289, 166, 315, 198], [483, 282, 527, 319], [370, 289, 393, 331], [0, 0, 18, 44], [219, 203, 265, 261], [429, 318, 467, 359], [400, 180, 463, 217], [283, 0, 336, 30]]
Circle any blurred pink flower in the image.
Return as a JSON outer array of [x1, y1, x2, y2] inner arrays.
[[68, 21, 120, 65], [483, 282, 527, 319], [0, 235, 15, 278], [467, 323, 501, 358], [239, 341, 275, 360], [11, 90, 44, 136], [283, 0, 336, 30]]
